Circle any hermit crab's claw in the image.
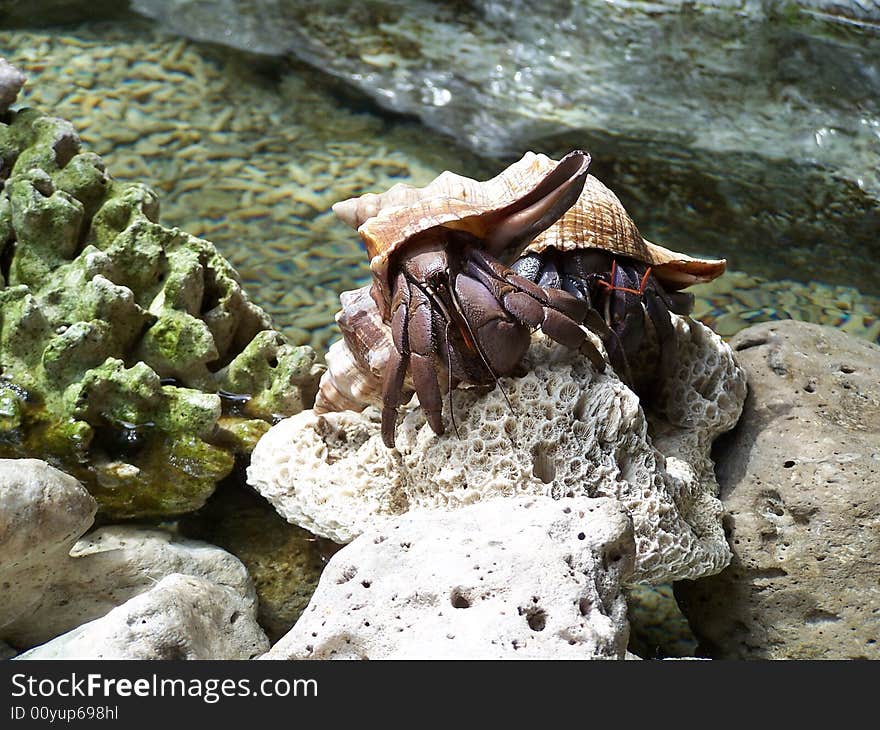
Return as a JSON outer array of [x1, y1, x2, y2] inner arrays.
[[483, 150, 591, 263]]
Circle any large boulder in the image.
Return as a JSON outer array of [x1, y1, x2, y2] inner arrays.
[[130, 0, 880, 291], [16, 573, 269, 660], [249, 317, 746, 584], [676, 320, 880, 659], [265, 495, 634, 660], [0, 459, 96, 632]]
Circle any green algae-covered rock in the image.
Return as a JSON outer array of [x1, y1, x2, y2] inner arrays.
[[0, 99, 322, 518]]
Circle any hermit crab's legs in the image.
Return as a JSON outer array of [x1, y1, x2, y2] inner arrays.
[[466, 248, 608, 372]]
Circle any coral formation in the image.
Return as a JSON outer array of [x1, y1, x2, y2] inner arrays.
[[0, 82, 321, 517], [249, 316, 747, 584]]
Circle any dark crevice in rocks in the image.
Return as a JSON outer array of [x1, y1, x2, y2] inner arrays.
[[0, 237, 15, 282], [450, 588, 471, 609]]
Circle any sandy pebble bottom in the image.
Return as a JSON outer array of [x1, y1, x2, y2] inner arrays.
[[3, 22, 879, 356], [692, 271, 880, 342]]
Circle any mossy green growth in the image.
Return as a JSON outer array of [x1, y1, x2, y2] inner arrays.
[[217, 330, 321, 421], [0, 105, 322, 518]]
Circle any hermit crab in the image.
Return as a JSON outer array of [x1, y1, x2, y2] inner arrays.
[[315, 151, 726, 447]]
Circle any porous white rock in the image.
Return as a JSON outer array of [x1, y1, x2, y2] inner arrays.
[[264, 495, 634, 660], [0, 459, 97, 631], [2, 526, 257, 649], [16, 574, 269, 660], [249, 315, 746, 583]]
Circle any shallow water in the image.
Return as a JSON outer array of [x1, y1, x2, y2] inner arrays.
[[2, 18, 879, 352]]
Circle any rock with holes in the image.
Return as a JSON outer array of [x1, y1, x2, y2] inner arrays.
[[0, 77, 321, 518], [1, 526, 257, 650], [15, 573, 269, 660], [264, 495, 634, 660], [675, 320, 880, 659], [249, 316, 746, 584], [0, 459, 96, 632]]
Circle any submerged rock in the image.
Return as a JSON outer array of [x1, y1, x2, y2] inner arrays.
[[676, 320, 880, 659], [0, 73, 321, 517], [16, 573, 269, 660], [0, 459, 96, 632], [131, 0, 880, 291], [1, 526, 257, 650], [265, 495, 634, 660], [249, 316, 747, 584]]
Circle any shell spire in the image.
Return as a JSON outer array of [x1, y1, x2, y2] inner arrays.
[[314, 286, 412, 415]]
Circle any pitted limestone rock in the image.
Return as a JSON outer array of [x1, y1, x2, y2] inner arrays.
[[15, 574, 269, 660], [1, 526, 257, 650], [676, 320, 880, 659], [0, 85, 322, 517], [248, 316, 746, 583], [264, 496, 634, 660]]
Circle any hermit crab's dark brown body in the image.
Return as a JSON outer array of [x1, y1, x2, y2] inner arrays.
[[315, 151, 726, 447]]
